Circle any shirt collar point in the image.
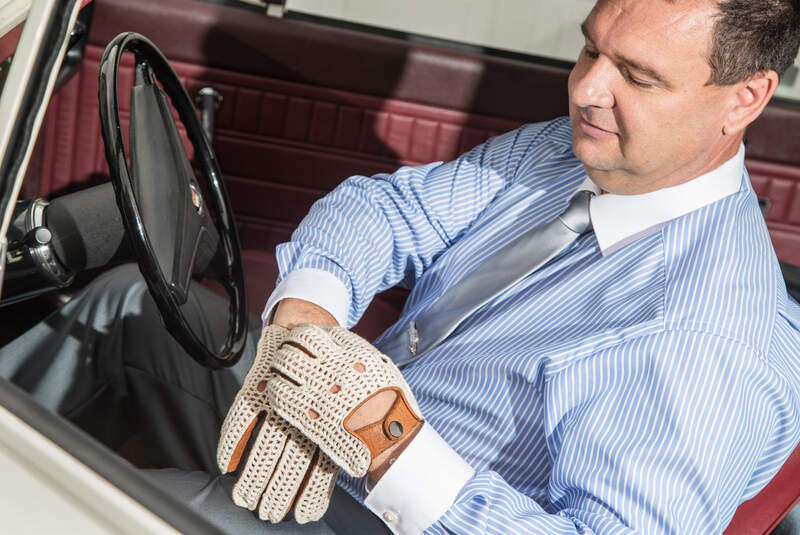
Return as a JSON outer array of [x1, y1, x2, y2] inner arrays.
[[584, 145, 745, 253]]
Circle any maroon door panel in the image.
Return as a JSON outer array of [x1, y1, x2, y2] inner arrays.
[[749, 159, 800, 266], [37, 44, 519, 242]]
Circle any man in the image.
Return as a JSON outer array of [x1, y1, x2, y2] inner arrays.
[[235, 0, 799, 532], [1, 0, 799, 534]]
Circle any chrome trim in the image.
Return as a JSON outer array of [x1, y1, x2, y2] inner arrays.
[[0, 236, 7, 297], [194, 87, 222, 146], [407, 321, 419, 355], [24, 198, 73, 287]]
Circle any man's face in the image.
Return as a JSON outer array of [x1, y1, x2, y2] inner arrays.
[[568, 0, 738, 194]]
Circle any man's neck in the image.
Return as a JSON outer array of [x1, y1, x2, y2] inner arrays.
[[588, 136, 743, 196]]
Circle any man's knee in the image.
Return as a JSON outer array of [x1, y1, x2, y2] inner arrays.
[[59, 263, 155, 335], [83, 263, 149, 311]]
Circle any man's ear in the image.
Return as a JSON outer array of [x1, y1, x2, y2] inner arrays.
[[722, 70, 779, 136]]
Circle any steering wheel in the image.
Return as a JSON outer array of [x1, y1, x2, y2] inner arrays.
[[97, 33, 248, 368]]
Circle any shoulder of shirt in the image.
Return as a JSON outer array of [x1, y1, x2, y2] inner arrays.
[[657, 182, 782, 356], [510, 116, 574, 149]]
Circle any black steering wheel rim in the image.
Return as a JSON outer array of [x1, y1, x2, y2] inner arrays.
[[98, 32, 248, 368]]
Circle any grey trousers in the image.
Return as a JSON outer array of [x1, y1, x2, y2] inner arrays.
[[0, 264, 390, 535]]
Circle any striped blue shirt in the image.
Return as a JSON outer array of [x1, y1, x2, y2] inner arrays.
[[271, 117, 800, 534]]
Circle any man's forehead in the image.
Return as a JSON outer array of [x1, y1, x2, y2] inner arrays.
[[586, 0, 718, 79], [588, 0, 718, 50]]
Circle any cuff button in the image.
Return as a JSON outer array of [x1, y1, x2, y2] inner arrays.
[[382, 510, 399, 524]]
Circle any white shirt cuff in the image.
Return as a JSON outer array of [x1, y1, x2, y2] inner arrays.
[[260, 268, 351, 327], [364, 423, 475, 535]]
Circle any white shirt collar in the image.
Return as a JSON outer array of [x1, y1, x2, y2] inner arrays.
[[580, 144, 745, 256]]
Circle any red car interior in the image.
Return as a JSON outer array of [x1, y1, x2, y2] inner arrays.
[[0, 22, 23, 62], [22, 0, 799, 531]]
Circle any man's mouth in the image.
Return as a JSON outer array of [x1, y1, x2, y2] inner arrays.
[[578, 117, 617, 139]]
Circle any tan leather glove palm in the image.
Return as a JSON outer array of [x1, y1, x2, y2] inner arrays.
[[265, 324, 424, 478], [217, 325, 339, 524]]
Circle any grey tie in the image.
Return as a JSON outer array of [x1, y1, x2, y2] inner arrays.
[[377, 190, 594, 366]]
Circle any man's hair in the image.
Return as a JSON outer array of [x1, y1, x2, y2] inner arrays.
[[707, 0, 800, 85]]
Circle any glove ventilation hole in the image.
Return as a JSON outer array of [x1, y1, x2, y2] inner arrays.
[[353, 363, 366, 373], [330, 385, 341, 394], [287, 340, 316, 358], [269, 366, 301, 386]]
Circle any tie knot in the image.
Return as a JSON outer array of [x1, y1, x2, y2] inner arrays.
[[558, 190, 594, 235]]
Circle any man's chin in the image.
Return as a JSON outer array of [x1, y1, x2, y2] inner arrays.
[[571, 137, 620, 172]]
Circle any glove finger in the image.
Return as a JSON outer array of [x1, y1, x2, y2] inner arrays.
[[218, 413, 258, 475], [230, 410, 291, 510], [258, 429, 317, 523], [256, 324, 289, 360], [218, 326, 287, 473], [270, 342, 312, 387], [294, 450, 340, 524], [217, 382, 271, 473], [264, 374, 308, 432], [265, 375, 370, 478]]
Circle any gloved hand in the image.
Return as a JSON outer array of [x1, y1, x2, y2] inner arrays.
[[265, 324, 424, 478], [217, 325, 339, 524]]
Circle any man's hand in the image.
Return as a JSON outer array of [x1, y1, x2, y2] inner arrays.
[[217, 325, 340, 524], [218, 300, 422, 524], [263, 324, 424, 479]]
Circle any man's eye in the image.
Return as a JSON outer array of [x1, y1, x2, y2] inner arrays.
[[583, 47, 599, 60], [621, 69, 653, 89], [626, 74, 652, 89]]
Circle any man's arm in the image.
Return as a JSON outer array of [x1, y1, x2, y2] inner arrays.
[[263, 124, 550, 328], [363, 330, 799, 535], [272, 298, 338, 329]]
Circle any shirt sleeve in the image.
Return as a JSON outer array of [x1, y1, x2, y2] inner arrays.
[[261, 268, 350, 326], [367, 330, 799, 535], [364, 423, 475, 535], [266, 125, 546, 327]]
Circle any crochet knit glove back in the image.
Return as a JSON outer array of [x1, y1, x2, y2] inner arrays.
[[265, 324, 424, 478], [217, 325, 339, 524]]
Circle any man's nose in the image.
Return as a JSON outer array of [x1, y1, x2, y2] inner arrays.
[[571, 57, 615, 110]]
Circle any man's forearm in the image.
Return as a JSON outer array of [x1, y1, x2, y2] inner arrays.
[[271, 297, 338, 329]]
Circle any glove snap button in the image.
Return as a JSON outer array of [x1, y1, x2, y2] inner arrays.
[[388, 420, 404, 438], [382, 510, 399, 524]]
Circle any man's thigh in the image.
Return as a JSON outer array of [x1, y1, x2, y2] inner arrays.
[[0, 264, 261, 471], [145, 469, 390, 535], [102, 264, 262, 471]]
